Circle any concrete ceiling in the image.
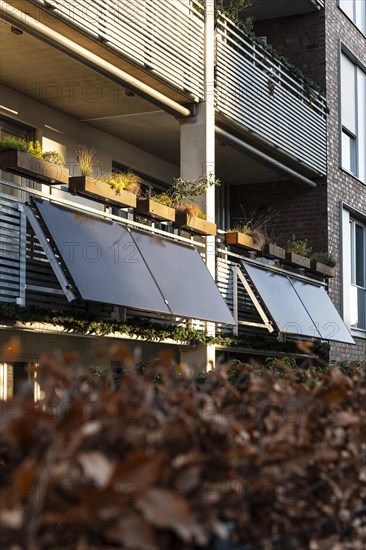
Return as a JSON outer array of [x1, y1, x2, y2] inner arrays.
[[0, 19, 285, 185], [0, 19, 180, 162]]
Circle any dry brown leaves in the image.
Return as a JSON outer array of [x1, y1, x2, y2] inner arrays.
[[0, 351, 366, 549]]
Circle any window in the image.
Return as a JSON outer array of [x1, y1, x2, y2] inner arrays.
[[342, 208, 366, 333], [0, 115, 34, 141], [339, 0, 366, 34], [350, 219, 366, 329], [340, 52, 366, 181]]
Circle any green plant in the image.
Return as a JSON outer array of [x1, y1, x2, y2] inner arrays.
[[311, 251, 336, 268], [286, 235, 312, 257], [151, 192, 174, 207], [215, 0, 254, 24], [215, 4, 326, 101], [28, 139, 43, 159], [42, 150, 65, 166], [231, 223, 251, 234], [169, 174, 220, 207], [231, 208, 278, 248], [102, 171, 142, 196], [76, 144, 98, 177], [0, 135, 28, 152]]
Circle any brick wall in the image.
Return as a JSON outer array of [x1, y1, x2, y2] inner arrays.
[[254, 11, 326, 89], [325, 1, 366, 360], [229, 179, 328, 251]]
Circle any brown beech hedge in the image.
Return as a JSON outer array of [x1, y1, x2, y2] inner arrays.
[[0, 341, 366, 549]]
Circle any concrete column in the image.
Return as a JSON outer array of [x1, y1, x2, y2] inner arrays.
[[179, 0, 216, 371]]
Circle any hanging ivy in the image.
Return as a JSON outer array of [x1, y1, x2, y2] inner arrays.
[[0, 303, 307, 354], [215, 3, 326, 100]]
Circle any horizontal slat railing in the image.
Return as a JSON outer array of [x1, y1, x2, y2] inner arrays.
[[0, 194, 25, 304], [215, 13, 327, 175], [33, 0, 205, 100]]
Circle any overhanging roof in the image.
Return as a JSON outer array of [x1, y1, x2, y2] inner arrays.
[[242, 261, 355, 344], [32, 198, 235, 325]]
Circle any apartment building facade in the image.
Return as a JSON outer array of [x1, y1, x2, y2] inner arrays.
[[0, 0, 360, 398]]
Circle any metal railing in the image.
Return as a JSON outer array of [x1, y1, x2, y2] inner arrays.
[[34, 0, 205, 101], [215, 13, 327, 175]]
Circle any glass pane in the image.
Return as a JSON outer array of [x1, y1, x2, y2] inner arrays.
[[341, 54, 356, 134], [355, 0, 366, 34], [357, 287, 366, 329], [355, 224, 364, 286], [340, 0, 355, 23], [357, 67, 366, 181], [350, 220, 355, 284], [342, 131, 357, 174]]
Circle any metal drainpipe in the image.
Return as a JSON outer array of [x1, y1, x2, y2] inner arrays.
[[215, 126, 318, 188], [0, 0, 192, 118]]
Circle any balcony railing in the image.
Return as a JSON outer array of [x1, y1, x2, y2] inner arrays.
[[215, 13, 327, 175], [33, 0, 205, 101]]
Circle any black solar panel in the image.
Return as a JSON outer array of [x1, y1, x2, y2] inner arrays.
[[34, 199, 170, 314], [243, 261, 354, 344], [131, 229, 235, 324], [34, 198, 235, 324]]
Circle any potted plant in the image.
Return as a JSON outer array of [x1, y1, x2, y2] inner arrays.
[[225, 223, 263, 251], [170, 175, 219, 236], [136, 191, 176, 223], [310, 251, 336, 277], [0, 136, 68, 185], [285, 235, 312, 269], [225, 210, 277, 252], [69, 145, 140, 208]]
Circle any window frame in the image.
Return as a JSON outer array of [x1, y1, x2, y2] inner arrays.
[[339, 46, 366, 182], [338, 0, 366, 36], [342, 204, 366, 337]]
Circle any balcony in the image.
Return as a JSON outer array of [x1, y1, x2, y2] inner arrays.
[[4, 1, 327, 177], [1, 173, 353, 349], [215, 13, 327, 176], [243, 0, 324, 20]]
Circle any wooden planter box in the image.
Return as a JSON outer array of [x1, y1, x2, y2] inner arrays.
[[311, 260, 336, 278], [263, 243, 286, 259], [0, 150, 69, 185], [175, 212, 216, 236], [285, 251, 311, 269], [136, 198, 175, 222], [69, 176, 137, 208], [225, 231, 261, 251]]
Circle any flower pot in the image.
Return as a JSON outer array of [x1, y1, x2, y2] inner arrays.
[[136, 198, 175, 222], [310, 260, 335, 277], [225, 231, 261, 251], [175, 212, 216, 236], [0, 150, 69, 185], [285, 251, 311, 269], [69, 176, 137, 208], [263, 243, 286, 259]]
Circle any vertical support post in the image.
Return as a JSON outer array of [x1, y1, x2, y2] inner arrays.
[[233, 265, 239, 336], [179, 0, 216, 371], [17, 204, 26, 306]]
